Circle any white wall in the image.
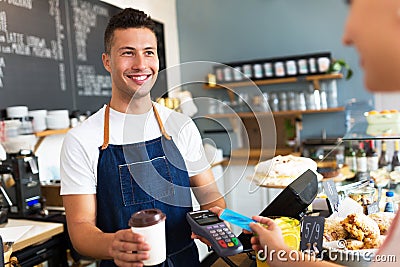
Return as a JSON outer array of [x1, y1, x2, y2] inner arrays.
[[101, 0, 181, 93]]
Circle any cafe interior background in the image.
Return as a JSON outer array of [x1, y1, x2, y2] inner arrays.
[[2, 0, 400, 264]]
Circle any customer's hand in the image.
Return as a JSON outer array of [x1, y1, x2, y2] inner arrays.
[[109, 228, 150, 266], [249, 216, 290, 253]]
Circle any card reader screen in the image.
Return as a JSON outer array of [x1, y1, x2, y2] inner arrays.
[[196, 216, 220, 226]]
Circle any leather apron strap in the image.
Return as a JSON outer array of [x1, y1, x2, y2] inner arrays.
[[101, 103, 171, 150], [101, 104, 111, 150], [152, 103, 172, 141]]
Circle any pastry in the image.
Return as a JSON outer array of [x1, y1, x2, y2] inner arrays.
[[254, 155, 322, 187], [368, 212, 395, 235], [341, 213, 380, 241], [323, 217, 348, 242]]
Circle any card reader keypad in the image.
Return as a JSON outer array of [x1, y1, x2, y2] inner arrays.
[[206, 223, 239, 248]]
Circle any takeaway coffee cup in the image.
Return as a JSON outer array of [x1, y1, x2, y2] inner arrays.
[[129, 209, 166, 266]]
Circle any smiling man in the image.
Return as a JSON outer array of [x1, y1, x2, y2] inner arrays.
[[60, 8, 225, 267]]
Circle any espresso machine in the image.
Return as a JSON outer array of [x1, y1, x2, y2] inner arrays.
[[0, 151, 42, 218]]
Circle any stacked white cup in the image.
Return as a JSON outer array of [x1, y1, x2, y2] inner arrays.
[[28, 110, 48, 132]]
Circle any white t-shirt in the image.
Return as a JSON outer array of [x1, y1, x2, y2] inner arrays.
[[60, 103, 210, 195]]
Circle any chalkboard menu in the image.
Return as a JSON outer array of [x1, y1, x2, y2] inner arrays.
[[0, 0, 167, 113]]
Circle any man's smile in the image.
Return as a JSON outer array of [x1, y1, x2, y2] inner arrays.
[[126, 74, 152, 84]]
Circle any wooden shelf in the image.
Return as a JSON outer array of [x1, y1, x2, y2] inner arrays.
[[34, 128, 70, 137], [33, 128, 70, 153], [205, 106, 345, 119], [203, 73, 343, 90]]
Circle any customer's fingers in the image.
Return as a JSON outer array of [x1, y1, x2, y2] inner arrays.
[[251, 216, 277, 229], [249, 222, 268, 234]]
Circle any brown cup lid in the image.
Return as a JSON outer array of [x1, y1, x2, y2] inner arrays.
[[129, 208, 166, 227]]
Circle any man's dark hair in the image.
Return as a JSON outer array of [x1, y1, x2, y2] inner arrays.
[[104, 8, 156, 54]]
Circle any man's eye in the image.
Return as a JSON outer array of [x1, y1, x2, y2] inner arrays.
[[122, 51, 133, 55], [145, 51, 155, 56]]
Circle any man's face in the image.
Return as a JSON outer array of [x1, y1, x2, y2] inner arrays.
[[102, 27, 159, 100], [342, 0, 400, 92]]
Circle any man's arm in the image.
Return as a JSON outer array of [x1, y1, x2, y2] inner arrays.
[[63, 194, 150, 264], [63, 194, 112, 258], [190, 168, 226, 210]]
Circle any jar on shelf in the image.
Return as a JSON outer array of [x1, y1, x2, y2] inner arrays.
[[233, 66, 243, 81], [223, 67, 232, 82], [279, 92, 288, 111], [252, 95, 266, 112], [326, 80, 339, 108], [285, 60, 297, 76], [263, 62, 274, 78], [295, 92, 306, 111], [274, 61, 285, 77], [305, 90, 316, 110], [348, 187, 375, 214], [268, 92, 279, 112], [262, 93, 270, 111], [320, 85, 328, 110], [297, 58, 308, 75], [242, 64, 252, 79], [287, 92, 297, 110], [308, 58, 317, 74], [253, 63, 263, 79]]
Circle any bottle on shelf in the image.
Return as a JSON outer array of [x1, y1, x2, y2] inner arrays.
[[368, 179, 376, 201], [369, 179, 375, 189], [366, 140, 379, 172], [384, 191, 397, 213], [392, 140, 400, 171], [356, 141, 368, 180], [378, 141, 390, 171], [345, 141, 357, 173]]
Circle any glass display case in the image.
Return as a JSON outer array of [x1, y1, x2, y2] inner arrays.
[[342, 121, 400, 141]]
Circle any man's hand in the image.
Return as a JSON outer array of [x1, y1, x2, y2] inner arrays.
[[191, 232, 212, 247], [109, 229, 151, 266]]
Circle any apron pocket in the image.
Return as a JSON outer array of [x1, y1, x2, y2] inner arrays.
[[119, 156, 175, 206]]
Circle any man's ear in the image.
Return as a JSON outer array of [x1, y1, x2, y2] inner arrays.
[[102, 53, 111, 73]]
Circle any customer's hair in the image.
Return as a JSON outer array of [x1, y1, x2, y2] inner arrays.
[[104, 8, 156, 54]]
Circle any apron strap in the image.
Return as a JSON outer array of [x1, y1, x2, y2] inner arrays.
[[152, 104, 171, 140], [101, 104, 111, 150], [101, 103, 171, 150]]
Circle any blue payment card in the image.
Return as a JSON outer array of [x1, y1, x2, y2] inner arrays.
[[219, 209, 256, 231]]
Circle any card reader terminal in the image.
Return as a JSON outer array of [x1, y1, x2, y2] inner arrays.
[[186, 210, 243, 257]]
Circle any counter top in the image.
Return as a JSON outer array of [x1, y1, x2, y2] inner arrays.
[[2, 218, 64, 257]]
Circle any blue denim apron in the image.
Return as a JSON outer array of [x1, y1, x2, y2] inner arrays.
[[96, 104, 199, 267]]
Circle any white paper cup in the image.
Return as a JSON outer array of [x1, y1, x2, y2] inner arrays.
[[129, 209, 166, 266]]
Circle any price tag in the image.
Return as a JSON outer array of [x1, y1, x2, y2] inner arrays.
[[300, 216, 325, 255], [322, 180, 339, 212], [367, 202, 380, 215]]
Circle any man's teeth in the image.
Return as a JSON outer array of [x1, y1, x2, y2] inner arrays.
[[130, 75, 148, 81]]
